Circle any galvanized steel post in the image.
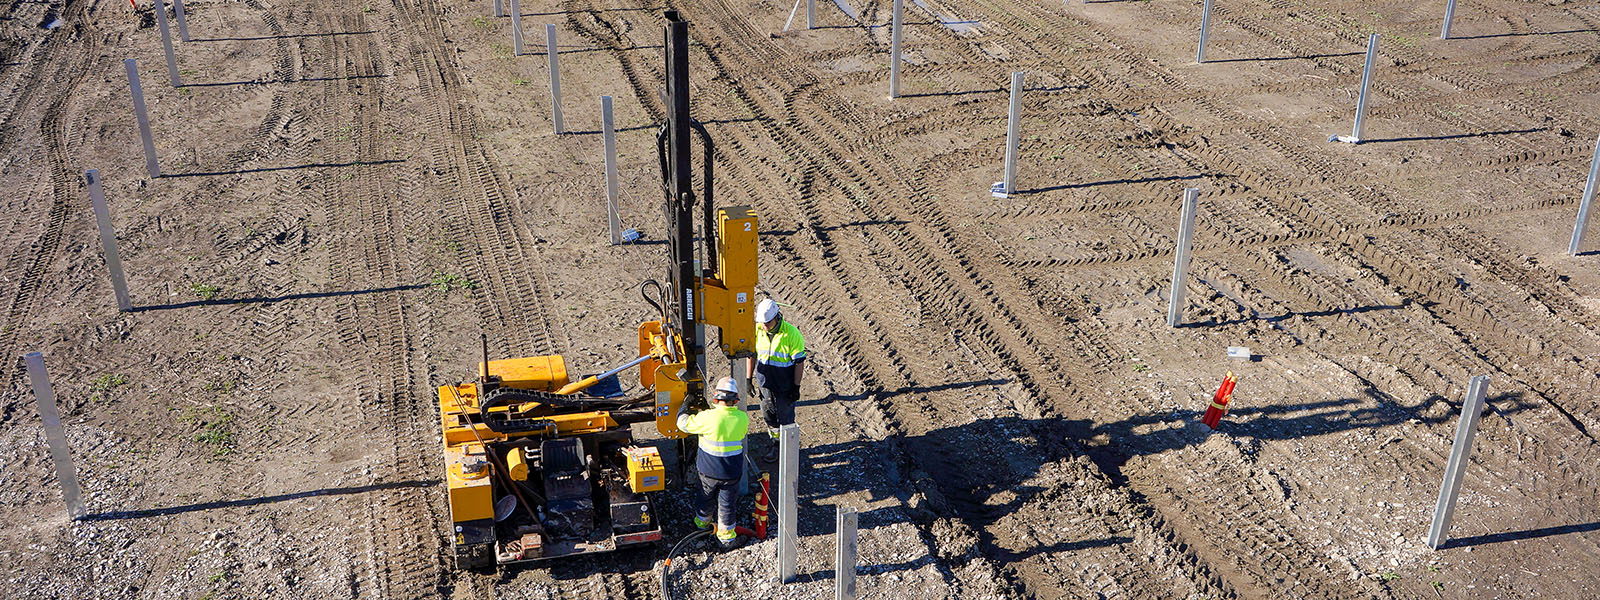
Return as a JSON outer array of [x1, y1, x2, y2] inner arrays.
[[1196, 0, 1214, 63], [548, 25, 565, 134], [86, 170, 131, 312], [776, 423, 799, 583], [125, 59, 161, 179], [807, 0, 815, 29], [1352, 34, 1378, 141], [494, 0, 504, 18], [24, 352, 87, 520], [835, 506, 858, 600], [602, 96, 622, 245], [1168, 188, 1198, 327], [510, 0, 523, 55], [1441, 0, 1457, 39], [1003, 71, 1023, 195], [1569, 133, 1600, 255], [1427, 375, 1490, 550], [172, 0, 191, 42], [154, 0, 182, 86], [889, 0, 903, 99]]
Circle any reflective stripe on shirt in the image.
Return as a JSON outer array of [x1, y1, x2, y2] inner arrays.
[[700, 438, 744, 456]]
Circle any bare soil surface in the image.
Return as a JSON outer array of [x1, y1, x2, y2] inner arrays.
[[2, 0, 1599, 597]]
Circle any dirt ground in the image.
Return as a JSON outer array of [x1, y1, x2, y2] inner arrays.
[[2, 0, 1599, 596]]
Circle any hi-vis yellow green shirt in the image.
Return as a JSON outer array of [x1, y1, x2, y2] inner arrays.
[[755, 320, 806, 391], [677, 405, 749, 480]]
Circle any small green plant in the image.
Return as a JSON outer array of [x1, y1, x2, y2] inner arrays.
[[1379, 571, 1400, 581], [471, 15, 492, 29], [204, 378, 237, 393], [429, 271, 478, 293], [511, 76, 531, 86], [362, 4, 375, 12], [90, 373, 129, 403], [1431, 581, 1444, 592], [179, 406, 236, 458], [1124, 352, 1148, 372], [189, 282, 221, 300], [91, 373, 128, 393]]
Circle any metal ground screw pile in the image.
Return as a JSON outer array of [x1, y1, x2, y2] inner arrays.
[[775, 423, 799, 583], [1427, 375, 1490, 550], [510, 0, 523, 55], [24, 352, 87, 520], [835, 506, 858, 599], [1196, 0, 1215, 63], [601, 96, 622, 244], [172, 0, 191, 42], [125, 59, 161, 178], [86, 170, 131, 311], [548, 25, 564, 134], [1000, 71, 1022, 196], [1441, 0, 1458, 39], [889, 0, 903, 99], [1330, 34, 1378, 144], [154, 0, 181, 86], [1168, 188, 1198, 327], [1569, 133, 1600, 255]]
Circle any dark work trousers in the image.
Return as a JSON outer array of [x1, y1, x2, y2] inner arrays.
[[697, 471, 740, 536], [759, 386, 800, 431]]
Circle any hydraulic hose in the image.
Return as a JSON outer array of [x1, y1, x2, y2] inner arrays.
[[659, 529, 712, 600], [659, 455, 772, 599]]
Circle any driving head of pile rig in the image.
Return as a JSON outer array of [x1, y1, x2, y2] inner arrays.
[[436, 10, 760, 570]]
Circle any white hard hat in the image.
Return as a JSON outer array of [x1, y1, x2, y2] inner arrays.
[[715, 376, 739, 395], [756, 299, 781, 323]]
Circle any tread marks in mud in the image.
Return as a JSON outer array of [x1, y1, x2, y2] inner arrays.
[[0, 0, 98, 419]]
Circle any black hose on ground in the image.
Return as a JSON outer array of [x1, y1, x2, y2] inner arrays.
[[659, 529, 712, 600]]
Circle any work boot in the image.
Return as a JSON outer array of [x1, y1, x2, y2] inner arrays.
[[716, 532, 742, 550], [693, 516, 712, 531]]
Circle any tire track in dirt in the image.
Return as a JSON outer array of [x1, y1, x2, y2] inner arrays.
[[292, 4, 447, 599], [391, 0, 559, 361], [839, 0, 1592, 595], [0, 0, 100, 422], [1021, 9, 1600, 449]]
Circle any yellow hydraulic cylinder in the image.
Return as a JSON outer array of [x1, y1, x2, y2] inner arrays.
[[506, 447, 529, 481]]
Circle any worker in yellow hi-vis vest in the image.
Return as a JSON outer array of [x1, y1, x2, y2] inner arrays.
[[676, 376, 750, 549], [743, 299, 806, 445]]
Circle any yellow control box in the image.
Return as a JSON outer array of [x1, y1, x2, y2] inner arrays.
[[624, 446, 666, 493], [446, 444, 494, 522]]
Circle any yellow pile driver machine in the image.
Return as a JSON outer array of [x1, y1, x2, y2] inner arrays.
[[436, 11, 759, 569]]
